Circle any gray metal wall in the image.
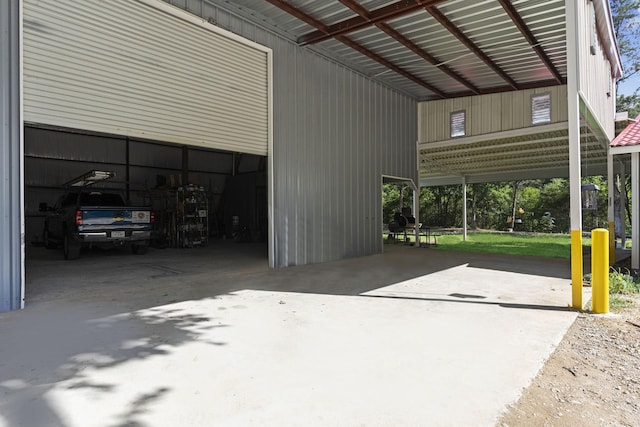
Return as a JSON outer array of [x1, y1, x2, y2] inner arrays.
[[0, 0, 24, 312], [165, 0, 418, 267]]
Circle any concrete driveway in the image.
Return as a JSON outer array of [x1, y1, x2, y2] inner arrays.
[[0, 243, 586, 426]]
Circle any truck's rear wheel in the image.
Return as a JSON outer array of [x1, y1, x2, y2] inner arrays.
[[64, 233, 81, 260]]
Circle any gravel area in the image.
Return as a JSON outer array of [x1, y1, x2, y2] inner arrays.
[[499, 294, 640, 426]]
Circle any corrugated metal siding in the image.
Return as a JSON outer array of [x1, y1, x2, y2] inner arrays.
[[165, 0, 417, 267], [418, 86, 568, 143], [0, 0, 23, 312], [578, 0, 616, 140], [23, 0, 270, 155]]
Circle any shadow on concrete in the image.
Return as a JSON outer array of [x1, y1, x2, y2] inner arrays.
[[361, 294, 576, 312], [2, 240, 575, 426], [0, 299, 227, 426]]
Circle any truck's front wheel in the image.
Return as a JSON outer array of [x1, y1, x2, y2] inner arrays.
[[64, 233, 81, 260]]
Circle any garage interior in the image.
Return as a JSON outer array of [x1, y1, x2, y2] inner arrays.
[[21, 0, 274, 288], [25, 125, 268, 252]]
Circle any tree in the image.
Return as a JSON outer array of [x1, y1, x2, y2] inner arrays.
[[617, 93, 640, 117], [611, 0, 640, 113], [382, 183, 401, 224], [469, 183, 501, 229], [538, 179, 571, 232]]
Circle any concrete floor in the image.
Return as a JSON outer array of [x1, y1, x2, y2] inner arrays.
[[1, 242, 588, 426]]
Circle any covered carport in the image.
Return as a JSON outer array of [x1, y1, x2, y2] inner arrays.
[[1, 0, 622, 312]]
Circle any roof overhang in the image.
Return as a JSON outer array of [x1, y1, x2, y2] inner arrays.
[[203, 0, 622, 184]]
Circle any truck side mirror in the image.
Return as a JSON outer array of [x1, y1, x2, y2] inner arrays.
[[39, 202, 48, 212]]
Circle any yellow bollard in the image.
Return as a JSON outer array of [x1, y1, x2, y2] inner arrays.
[[591, 228, 609, 314], [571, 230, 583, 310]]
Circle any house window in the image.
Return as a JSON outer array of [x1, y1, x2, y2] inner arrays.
[[451, 110, 465, 137], [531, 93, 551, 125]]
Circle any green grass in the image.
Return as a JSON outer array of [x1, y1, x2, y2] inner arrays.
[[431, 232, 590, 259], [609, 295, 636, 311]]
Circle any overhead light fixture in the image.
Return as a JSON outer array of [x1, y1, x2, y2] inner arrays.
[[65, 170, 115, 187]]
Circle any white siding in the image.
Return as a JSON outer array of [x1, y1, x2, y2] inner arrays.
[[418, 86, 568, 143], [23, 0, 270, 155], [577, 0, 617, 140]]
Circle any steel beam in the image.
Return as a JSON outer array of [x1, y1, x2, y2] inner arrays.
[[497, 0, 564, 84], [296, 0, 446, 45]]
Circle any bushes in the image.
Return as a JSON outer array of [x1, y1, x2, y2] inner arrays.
[[584, 268, 640, 311], [608, 269, 640, 294]]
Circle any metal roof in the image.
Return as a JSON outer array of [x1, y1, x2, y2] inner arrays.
[[224, 0, 570, 100], [209, 0, 620, 184], [611, 115, 640, 149]]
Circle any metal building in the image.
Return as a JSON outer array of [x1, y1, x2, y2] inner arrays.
[[0, 0, 623, 312]]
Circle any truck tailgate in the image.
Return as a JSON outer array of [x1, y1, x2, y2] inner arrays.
[[79, 207, 152, 227]]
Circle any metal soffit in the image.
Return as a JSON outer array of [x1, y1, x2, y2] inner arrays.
[[243, 0, 568, 100], [419, 125, 609, 180]]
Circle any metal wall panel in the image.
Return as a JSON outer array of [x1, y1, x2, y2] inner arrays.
[[0, 0, 24, 312], [129, 140, 182, 169], [418, 86, 569, 143], [578, 0, 616, 140], [165, 0, 417, 267], [23, 0, 270, 155], [25, 127, 126, 163], [188, 150, 233, 174]]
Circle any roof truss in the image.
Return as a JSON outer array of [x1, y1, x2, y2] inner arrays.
[[267, 0, 566, 100]]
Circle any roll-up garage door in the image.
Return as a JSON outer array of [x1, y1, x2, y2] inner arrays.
[[23, 0, 271, 156]]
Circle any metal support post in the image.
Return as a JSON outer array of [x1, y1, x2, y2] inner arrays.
[[0, 0, 24, 312], [566, 0, 583, 309], [607, 150, 615, 264], [462, 177, 467, 241], [632, 153, 639, 270], [619, 161, 627, 251], [414, 190, 420, 246]]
